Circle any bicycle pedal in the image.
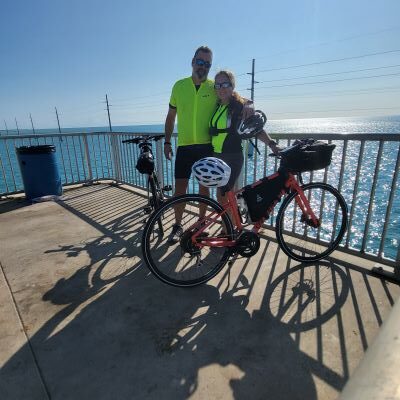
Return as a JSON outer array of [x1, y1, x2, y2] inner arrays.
[[163, 185, 172, 192], [143, 206, 152, 214]]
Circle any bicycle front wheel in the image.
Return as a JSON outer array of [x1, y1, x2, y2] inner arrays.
[[142, 194, 234, 287], [276, 182, 348, 262]]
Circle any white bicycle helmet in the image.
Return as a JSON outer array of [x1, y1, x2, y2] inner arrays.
[[192, 157, 231, 188], [237, 110, 267, 139]]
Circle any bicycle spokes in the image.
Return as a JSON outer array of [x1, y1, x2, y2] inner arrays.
[[142, 195, 233, 287], [276, 183, 347, 262]]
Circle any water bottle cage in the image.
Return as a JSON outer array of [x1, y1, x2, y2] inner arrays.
[[237, 194, 249, 223]]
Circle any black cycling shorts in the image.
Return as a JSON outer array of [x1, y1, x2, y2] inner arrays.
[[175, 144, 213, 179]]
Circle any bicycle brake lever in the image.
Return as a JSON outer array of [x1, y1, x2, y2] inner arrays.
[[122, 138, 140, 144], [150, 135, 164, 141]]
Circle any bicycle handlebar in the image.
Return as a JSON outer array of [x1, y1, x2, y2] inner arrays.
[[268, 142, 303, 159], [122, 134, 164, 144]]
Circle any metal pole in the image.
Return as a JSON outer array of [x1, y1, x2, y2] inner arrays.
[[106, 94, 112, 132], [106, 94, 120, 182], [246, 59, 258, 159], [15, 118, 20, 135], [4, 120, 9, 135], [55, 107, 62, 133], [248, 58, 256, 102], [247, 58, 258, 157], [237, 59, 257, 188], [29, 113, 36, 134], [251, 59, 258, 176]]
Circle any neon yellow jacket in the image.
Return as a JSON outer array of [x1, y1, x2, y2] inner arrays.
[[169, 77, 217, 146]]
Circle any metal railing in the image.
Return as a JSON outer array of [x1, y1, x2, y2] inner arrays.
[[1, 131, 399, 268]]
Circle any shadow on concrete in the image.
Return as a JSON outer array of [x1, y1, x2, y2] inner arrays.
[[0, 196, 30, 214], [1, 184, 399, 399]]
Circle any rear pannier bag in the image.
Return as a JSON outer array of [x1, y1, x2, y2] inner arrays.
[[136, 153, 155, 174], [242, 171, 288, 222], [279, 139, 335, 173]]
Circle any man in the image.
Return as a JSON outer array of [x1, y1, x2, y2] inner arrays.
[[164, 46, 217, 243]]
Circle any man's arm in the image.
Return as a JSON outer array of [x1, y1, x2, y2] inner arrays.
[[164, 107, 177, 160]]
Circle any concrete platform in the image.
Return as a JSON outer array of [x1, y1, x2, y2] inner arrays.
[[0, 183, 399, 400]]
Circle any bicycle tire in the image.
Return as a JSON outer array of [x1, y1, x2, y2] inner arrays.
[[276, 182, 348, 262], [142, 194, 234, 287]]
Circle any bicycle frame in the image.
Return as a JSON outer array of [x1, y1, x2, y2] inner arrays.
[[190, 171, 320, 248], [122, 135, 169, 215], [142, 142, 348, 287]]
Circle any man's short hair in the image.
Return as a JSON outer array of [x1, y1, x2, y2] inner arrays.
[[193, 46, 213, 59]]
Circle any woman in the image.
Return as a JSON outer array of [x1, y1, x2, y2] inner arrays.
[[210, 70, 280, 204]]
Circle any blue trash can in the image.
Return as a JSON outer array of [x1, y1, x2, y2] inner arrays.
[[16, 145, 63, 200]]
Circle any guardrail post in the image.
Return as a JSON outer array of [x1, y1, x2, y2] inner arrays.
[[110, 134, 122, 182], [0, 155, 10, 193], [82, 134, 93, 182], [236, 142, 248, 190], [155, 139, 164, 188]]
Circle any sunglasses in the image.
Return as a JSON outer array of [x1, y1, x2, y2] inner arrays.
[[195, 58, 212, 69], [214, 82, 232, 89]]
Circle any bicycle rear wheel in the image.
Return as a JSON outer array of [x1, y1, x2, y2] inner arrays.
[[142, 194, 234, 287], [276, 182, 348, 262]]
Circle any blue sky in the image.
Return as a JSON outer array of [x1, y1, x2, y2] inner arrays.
[[1, 0, 400, 130]]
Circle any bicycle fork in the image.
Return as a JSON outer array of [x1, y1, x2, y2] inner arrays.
[[294, 190, 320, 228]]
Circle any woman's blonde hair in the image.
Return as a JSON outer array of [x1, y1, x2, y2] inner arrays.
[[215, 70, 245, 104]]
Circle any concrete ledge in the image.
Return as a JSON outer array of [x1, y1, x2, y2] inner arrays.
[[0, 263, 49, 399], [339, 297, 400, 400]]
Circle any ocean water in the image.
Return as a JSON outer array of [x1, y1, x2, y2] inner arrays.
[[2, 114, 399, 136], [1, 115, 399, 260], [268, 114, 400, 134]]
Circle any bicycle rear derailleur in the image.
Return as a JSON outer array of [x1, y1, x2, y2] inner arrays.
[[234, 231, 260, 258]]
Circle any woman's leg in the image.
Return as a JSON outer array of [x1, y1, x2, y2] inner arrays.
[[215, 152, 244, 233]]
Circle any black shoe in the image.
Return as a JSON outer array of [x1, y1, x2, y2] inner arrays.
[[167, 223, 183, 244]]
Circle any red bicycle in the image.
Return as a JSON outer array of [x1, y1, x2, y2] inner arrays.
[[142, 140, 348, 287]]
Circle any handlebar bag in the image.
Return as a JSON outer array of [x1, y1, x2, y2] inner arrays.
[[136, 153, 155, 175], [280, 139, 335, 173]]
